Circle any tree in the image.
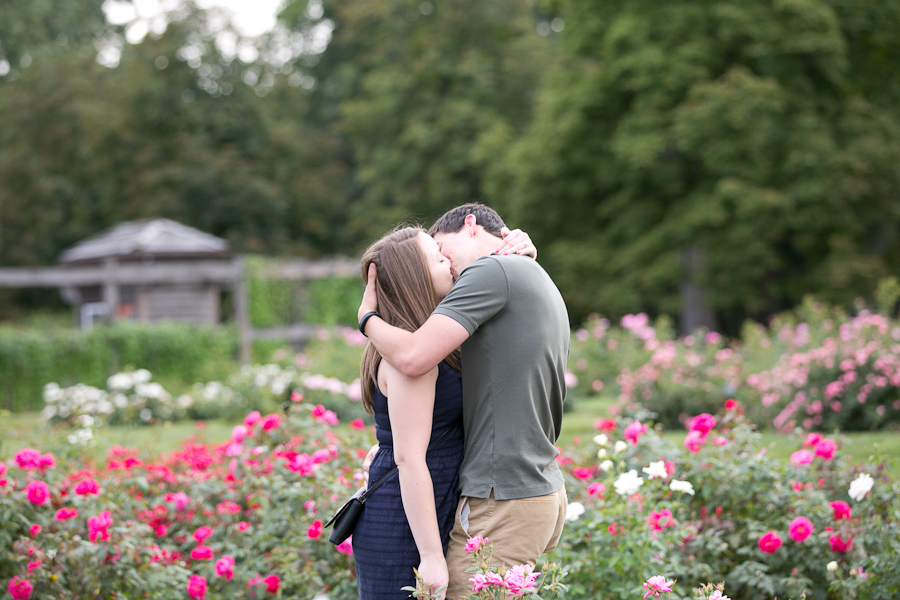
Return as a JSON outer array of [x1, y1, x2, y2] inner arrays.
[[488, 0, 900, 331], [0, 0, 108, 67], [279, 0, 550, 242]]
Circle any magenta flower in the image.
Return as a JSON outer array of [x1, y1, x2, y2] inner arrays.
[[647, 509, 676, 531], [642, 575, 675, 598], [814, 438, 837, 461], [758, 531, 782, 553], [74, 477, 101, 496], [803, 432, 823, 448], [28, 524, 41, 537], [829, 533, 853, 553], [55, 507, 78, 521], [623, 420, 648, 445], [193, 526, 213, 543], [190, 545, 214, 560], [88, 511, 113, 543], [263, 574, 281, 593], [587, 482, 606, 497], [830, 501, 851, 521], [684, 430, 706, 454], [8, 576, 34, 600], [788, 517, 814, 543], [187, 574, 207, 599], [260, 414, 281, 431], [688, 413, 717, 436], [24, 480, 50, 505], [464, 535, 489, 552], [335, 537, 353, 555], [307, 520, 323, 539], [790, 449, 813, 467], [215, 555, 235, 580], [572, 467, 592, 480], [504, 564, 540, 595]]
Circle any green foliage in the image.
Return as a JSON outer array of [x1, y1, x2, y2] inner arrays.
[[0, 0, 108, 66], [304, 277, 362, 326], [0, 322, 237, 412], [488, 0, 900, 326]]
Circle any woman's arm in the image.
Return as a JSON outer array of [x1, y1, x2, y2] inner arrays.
[[494, 226, 538, 259], [383, 361, 448, 599]]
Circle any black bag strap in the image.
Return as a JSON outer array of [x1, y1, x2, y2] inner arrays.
[[359, 421, 460, 501]]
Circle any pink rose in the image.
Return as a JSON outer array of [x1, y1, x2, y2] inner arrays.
[[335, 537, 353, 555], [830, 501, 851, 521], [263, 574, 281, 593], [572, 467, 592, 480], [688, 413, 717, 436], [231, 425, 249, 443], [646, 509, 675, 531], [74, 478, 101, 496], [8, 576, 33, 600], [642, 575, 675, 598], [803, 432, 823, 448], [814, 438, 837, 461], [504, 564, 540, 595], [623, 420, 648, 445], [464, 535, 489, 552], [758, 531, 782, 553], [829, 533, 853, 553], [190, 545, 214, 560], [790, 449, 813, 467], [215, 555, 235, 580], [14, 449, 41, 471], [88, 511, 113, 543], [307, 520, 323, 539], [28, 524, 41, 537], [594, 418, 617, 432], [0, 462, 7, 477], [350, 418, 366, 430], [712, 436, 729, 447], [55, 507, 78, 521], [193, 526, 213, 543], [243, 411, 262, 427], [238, 521, 251, 532], [187, 574, 207, 599], [260, 414, 281, 431], [684, 430, 706, 453], [310, 404, 327, 419], [24, 480, 50, 505], [788, 516, 814, 543], [587, 482, 606, 497]]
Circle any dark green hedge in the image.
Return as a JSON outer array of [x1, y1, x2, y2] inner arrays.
[[0, 322, 238, 412]]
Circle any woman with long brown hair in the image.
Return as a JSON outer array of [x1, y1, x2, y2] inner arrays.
[[351, 226, 534, 600]]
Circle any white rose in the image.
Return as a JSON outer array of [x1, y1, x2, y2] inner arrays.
[[593, 434, 609, 446], [827, 561, 838, 573], [133, 369, 152, 383], [614, 441, 628, 454], [599, 460, 614, 472], [669, 479, 695, 495], [848, 473, 874, 502], [613, 469, 644, 496], [642, 460, 667, 480], [565, 501, 585, 522], [597, 448, 608, 459]]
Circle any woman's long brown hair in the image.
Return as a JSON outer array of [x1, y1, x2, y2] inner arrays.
[[359, 226, 460, 414]]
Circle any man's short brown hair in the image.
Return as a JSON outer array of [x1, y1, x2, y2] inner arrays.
[[428, 203, 506, 239]]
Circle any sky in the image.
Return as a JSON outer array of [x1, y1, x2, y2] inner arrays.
[[104, 0, 285, 39]]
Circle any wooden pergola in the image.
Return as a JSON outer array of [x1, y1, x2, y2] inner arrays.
[[0, 219, 359, 363]]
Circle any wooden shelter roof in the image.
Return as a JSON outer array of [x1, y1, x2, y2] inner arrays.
[[59, 219, 230, 264]]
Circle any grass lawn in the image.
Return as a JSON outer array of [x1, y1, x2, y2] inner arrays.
[[3, 402, 897, 479], [559, 396, 900, 480]]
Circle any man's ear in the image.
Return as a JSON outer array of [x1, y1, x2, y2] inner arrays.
[[464, 214, 477, 236]]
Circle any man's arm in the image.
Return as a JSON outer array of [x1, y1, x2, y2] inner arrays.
[[358, 264, 470, 377]]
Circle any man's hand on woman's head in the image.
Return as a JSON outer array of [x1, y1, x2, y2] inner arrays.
[[358, 263, 380, 323], [495, 227, 537, 260]]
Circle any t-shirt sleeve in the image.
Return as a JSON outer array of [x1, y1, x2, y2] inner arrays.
[[432, 257, 508, 335]]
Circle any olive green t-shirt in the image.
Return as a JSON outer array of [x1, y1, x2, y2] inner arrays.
[[432, 254, 569, 500]]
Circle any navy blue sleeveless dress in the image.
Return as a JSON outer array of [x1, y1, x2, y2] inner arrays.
[[353, 361, 465, 599]]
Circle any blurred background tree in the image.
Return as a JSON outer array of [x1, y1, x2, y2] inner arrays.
[[1, 0, 899, 332]]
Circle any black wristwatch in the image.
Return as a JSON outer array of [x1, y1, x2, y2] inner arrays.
[[359, 311, 381, 337]]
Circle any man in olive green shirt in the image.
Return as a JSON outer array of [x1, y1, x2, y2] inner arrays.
[[358, 204, 569, 599]]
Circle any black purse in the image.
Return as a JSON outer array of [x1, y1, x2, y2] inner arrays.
[[325, 423, 459, 546]]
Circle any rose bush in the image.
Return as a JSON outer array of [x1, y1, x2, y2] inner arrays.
[[5, 396, 898, 600], [553, 402, 900, 599], [567, 294, 900, 431]]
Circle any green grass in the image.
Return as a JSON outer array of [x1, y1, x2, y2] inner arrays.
[[560, 396, 900, 480]]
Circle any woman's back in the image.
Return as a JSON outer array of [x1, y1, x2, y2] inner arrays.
[[352, 361, 464, 599]]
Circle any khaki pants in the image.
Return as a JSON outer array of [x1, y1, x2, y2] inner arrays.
[[444, 486, 567, 600]]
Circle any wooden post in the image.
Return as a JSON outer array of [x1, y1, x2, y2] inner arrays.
[[103, 258, 120, 323], [234, 257, 252, 364]]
